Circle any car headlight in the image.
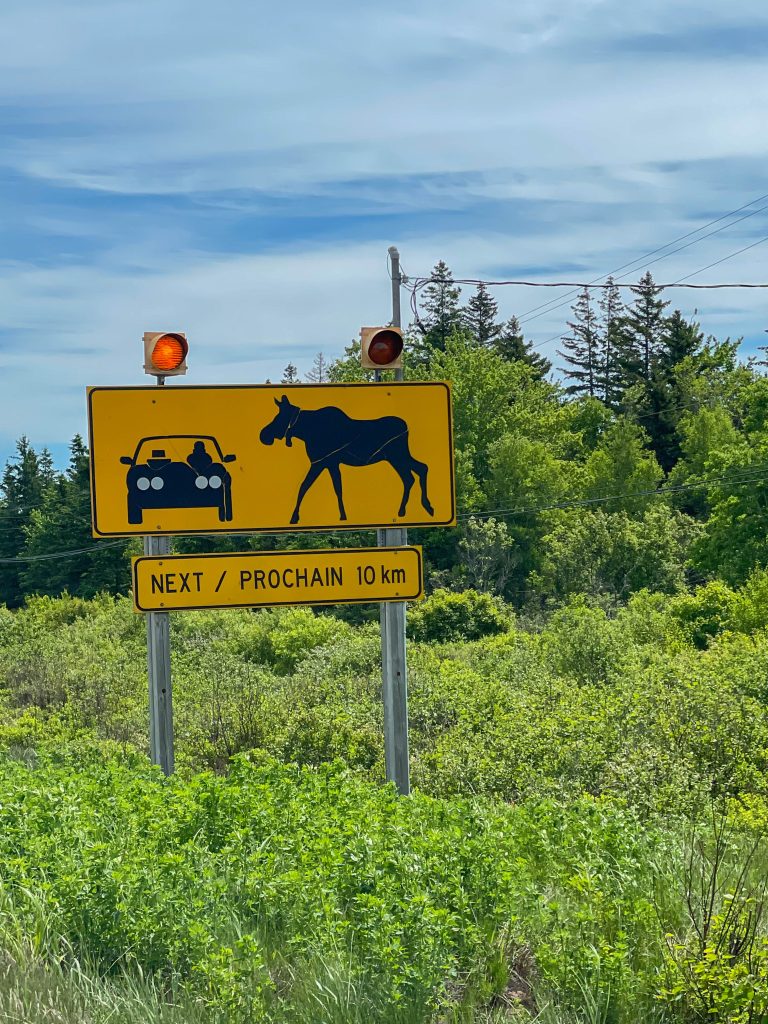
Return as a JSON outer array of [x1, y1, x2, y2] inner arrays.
[[208, 475, 222, 489], [137, 477, 150, 491], [195, 477, 208, 489], [151, 477, 164, 491]]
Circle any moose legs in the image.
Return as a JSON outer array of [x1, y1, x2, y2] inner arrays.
[[391, 455, 434, 518], [412, 458, 434, 516], [328, 463, 347, 520], [290, 448, 434, 525], [290, 462, 323, 524], [290, 461, 346, 524]]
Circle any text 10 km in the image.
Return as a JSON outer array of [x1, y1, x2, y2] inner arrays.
[[358, 564, 407, 585]]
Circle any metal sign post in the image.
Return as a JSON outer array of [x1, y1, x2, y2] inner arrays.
[[145, 375, 174, 775], [378, 246, 410, 795], [144, 533, 174, 774]]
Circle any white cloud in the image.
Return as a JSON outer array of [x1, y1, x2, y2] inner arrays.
[[3, 0, 768, 195]]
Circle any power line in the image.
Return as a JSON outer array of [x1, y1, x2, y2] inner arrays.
[[412, 278, 768, 290], [404, 191, 768, 340], [0, 469, 764, 566], [2, 471, 749, 566], [671, 234, 768, 285], [0, 539, 128, 565], [514, 191, 768, 325], [525, 232, 768, 354], [403, 193, 768, 327], [456, 468, 768, 523]]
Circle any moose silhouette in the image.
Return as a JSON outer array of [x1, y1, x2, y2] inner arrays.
[[260, 395, 434, 525]]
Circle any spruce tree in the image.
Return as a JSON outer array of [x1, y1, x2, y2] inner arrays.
[[598, 277, 624, 408], [492, 317, 551, 378], [558, 288, 601, 398], [639, 311, 705, 472], [462, 283, 500, 346], [0, 438, 57, 607], [417, 261, 461, 355], [281, 362, 300, 384], [621, 272, 669, 385], [660, 309, 704, 370], [21, 435, 133, 599]]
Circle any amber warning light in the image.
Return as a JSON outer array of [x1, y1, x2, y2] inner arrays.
[[143, 332, 188, 377], [360, 326, 403, 370]]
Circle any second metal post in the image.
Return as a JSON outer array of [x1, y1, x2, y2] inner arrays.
[[379, 245, 410, 795], [144, 535, 174, 775]]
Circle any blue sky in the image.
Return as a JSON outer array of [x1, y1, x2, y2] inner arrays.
[[1, 0, 768, 468]]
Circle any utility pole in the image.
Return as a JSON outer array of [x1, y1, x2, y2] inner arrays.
[[377, 245, 410, 795], [144, 374, 174, 775]]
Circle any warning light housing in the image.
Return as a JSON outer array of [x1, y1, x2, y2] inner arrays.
[[360, 326, 403, 370], [143, 332, 188, 378]]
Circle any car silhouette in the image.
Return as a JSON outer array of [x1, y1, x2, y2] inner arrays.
[[120, 435, 236, 525]]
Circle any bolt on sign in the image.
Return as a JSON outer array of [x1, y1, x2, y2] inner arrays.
[[132, 546, 424, 612], [87, 383, 455, 536]]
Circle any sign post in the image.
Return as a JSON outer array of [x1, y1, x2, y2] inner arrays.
[[145, 368, 175, 776], [378, 245, 410, 795], [144, 533, 174, 774]]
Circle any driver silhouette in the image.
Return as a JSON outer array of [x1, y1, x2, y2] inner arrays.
[[187, 440, 213, 473]]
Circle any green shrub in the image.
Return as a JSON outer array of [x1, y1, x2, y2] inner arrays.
[[668, 581, 739, 649], [407, 589, 512, 643], [730, 566, 768, 636], [661, 916, 768, 1023], [541, 600, 625, 685]]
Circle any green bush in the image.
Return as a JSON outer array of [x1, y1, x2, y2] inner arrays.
[[407, 588, 512, 643], [662, 916, 768, 1023], [668, 581, 739, 649], [540, 600, 625, 685]]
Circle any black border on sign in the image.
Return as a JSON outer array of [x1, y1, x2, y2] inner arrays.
[[131, 545, 424, 612], [87, 382, 456, 537]]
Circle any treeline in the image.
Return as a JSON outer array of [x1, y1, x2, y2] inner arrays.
[[0, 436, 133, 607], [2, 264, 768, 608]]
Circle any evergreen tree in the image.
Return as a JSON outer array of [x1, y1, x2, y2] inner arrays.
[[598, 277, 624, 408], [558, 288, 601, 398], [21, 436, 133, 599], [621, 272, 669, 385], [416, 261, 461, 355], [305, 352, 329, 383], [462, 283, 500, 346], [638, 312, 706, 473], [492, 317, 551, 378], [281, 363, 300, 384], [0, 438, 57, 607], [660, 309, 704, 370]]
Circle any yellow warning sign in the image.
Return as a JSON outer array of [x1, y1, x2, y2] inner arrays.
[[132, 547, 424, 611], [88, 383, 454, 536]]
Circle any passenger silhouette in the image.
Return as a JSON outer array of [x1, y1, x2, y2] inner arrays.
[[187, 440, 213, 473]]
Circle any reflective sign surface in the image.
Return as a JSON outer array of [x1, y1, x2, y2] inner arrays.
[[132, 547, 424, 611], [88, 383, 454, 536]]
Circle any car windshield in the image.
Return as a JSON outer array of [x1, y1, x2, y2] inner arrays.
[[133, 437, 221, 464]]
